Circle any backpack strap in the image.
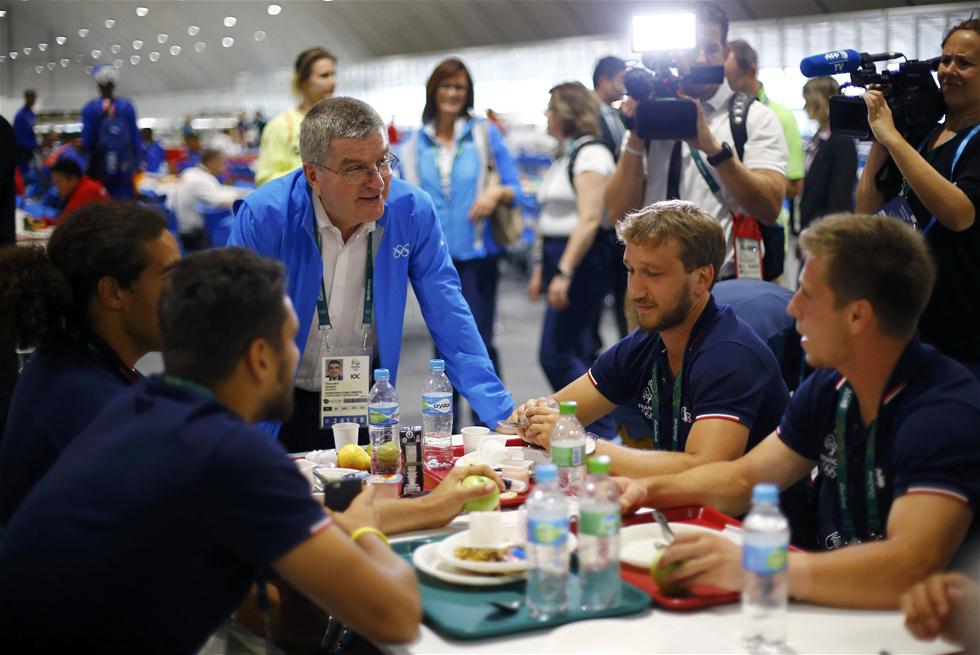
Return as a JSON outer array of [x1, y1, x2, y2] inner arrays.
[[566, 138, 612, 190], [728, 92, 755, 161]]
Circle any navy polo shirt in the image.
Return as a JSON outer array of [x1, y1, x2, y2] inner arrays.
[[778, 338, 980, 553], [0, 377, 330, 654], [0, 332, 139, 525], [588, 296, 789, 452]]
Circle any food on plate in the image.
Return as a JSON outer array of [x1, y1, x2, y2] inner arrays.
[[460, 474, 500, 512], [499, 491, 518, 501], [453, 546, 511, 562], [650, 547, 687, 597], [337, 443, 371, 471]]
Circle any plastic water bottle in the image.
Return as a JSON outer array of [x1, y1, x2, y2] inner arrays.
[[742, 483, 789, 654], [551, 401, 587, 495], [368, 369, 401, 476], [578, 455, 622, 611], [421, 359, 453, 470], [525, 464, 570, 619]]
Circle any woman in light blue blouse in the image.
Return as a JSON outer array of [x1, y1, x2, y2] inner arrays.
[[400, 58, 522, 417]]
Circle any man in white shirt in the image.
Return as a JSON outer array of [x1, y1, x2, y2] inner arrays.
[[605, 1, 788, 280], [171, 149, 248, 250]]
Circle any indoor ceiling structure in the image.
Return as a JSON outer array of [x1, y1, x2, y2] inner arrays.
[[0, 0, 963, 97]]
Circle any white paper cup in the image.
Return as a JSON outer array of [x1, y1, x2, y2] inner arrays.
[[332, 422, 360, 450], [461, 426, 490, 454]]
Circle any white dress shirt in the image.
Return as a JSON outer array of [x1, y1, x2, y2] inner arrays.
[[294, 194, 384, 392]]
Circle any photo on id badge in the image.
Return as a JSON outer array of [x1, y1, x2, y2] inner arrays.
[[320, 355, 370, 428]]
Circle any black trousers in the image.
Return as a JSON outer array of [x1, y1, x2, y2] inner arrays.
[[277, 388, 369, 453]]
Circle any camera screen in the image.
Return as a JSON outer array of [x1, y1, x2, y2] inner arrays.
[[632, 13, 696, 52], [829, 96, 872, 140]]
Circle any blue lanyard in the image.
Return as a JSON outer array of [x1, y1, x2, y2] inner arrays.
[[313, 223, 374, 349], [904, 124, 980, 236], [650, 341, 684, 452]]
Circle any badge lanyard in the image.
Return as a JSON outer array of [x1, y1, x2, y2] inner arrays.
[[313, 224, 374, 354], [160, 374, 214, 398], [84, 332, 138, 385], [649, 339, 684, 452], [833, 383, 882, 544], [901, 124, 980, 236], [688, 147, 721, 195]]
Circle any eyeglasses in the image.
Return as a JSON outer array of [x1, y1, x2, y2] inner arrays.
[[437, 83, 468, 93], [310, 153, 399, 185]]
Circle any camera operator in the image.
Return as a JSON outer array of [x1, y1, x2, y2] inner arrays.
[[856, 18, 980, 379], [605, 1, 788, 281]]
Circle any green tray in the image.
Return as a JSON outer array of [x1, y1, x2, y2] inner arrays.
[[393, 535, 651, 641]]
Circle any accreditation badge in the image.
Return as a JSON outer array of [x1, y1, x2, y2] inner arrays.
[[875, 196, 918, 230], [732, 212, 763, 280], [319, 355, 370, 428]]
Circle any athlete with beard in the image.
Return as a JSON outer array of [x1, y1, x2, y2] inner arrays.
[[510, 200, 788, 478]]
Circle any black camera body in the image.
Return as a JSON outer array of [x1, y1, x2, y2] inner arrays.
[[830, 56, 945, 140], [623, 54, 724, 140]]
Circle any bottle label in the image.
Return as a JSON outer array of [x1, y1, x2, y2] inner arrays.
[[421, 394, 451, 415], [368, 405, 399, 426], [527, 517, 569, 546], [742, 543, 788, 574], [552, 444, 585, 468], [579, 510, 621, 537]]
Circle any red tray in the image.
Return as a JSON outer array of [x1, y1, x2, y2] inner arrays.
[[422, 439, 533, 508], [619, 506, 742, 611]]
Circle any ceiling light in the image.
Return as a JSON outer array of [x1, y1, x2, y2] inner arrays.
[[222, 37, 234, 47], [91, 49, 102, 59], [267, 4, 281, 16], [224, 16, 237, 27], [158, 34, 168, 43], [47, 62, 55, 70], [9, 52, 18, 59], [130, 55, 140, 64], [78, 28, 89, 37], [38, 43, 48, 52], [0, 55, 5, 63], [136, 6, 149, 17], [60, 58, 69, 67], [110, 44, 121, 54], [35, 65, 43, 74], [23, 47, 32, 55], [133, 40, 143, 50], [254, 30, 266, 42], [0, 11, 6, 17], [149, 51, 159, 62], [187, 25, 200, 36], [85, 65, 93, 74], [104, 19, 115, 29], [114, 59, 123, 68], [194, 42, 206, 52], [56, 36, 66, 45], [169, 45, 181, 55]]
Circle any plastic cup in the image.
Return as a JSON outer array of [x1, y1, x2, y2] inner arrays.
[[478, 437, 508, 466], [332, 422, 360, 450], [461, 426, 490, 454]]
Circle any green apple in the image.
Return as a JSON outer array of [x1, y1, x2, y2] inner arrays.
[[460, 474, 500, 512], [650, 548, 687, 597]]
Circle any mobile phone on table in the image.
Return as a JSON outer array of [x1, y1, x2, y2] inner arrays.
[[322, 477, 364, 512]]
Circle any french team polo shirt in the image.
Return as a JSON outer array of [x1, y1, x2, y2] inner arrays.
[[0, 331, 139, 526], [588, 296, 789, 453], [0, 377, 330, 654], [777, 338, 980, 554]]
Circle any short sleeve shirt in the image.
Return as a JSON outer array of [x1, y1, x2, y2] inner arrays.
[[876, 124, 980, 363], [642, 81, 788, 278], [536, 139, 615, 237], [588, 296, 789, 452], [0, 333, 138, 525], [777, 338, 980, 552], [0, 377, 329, 653]]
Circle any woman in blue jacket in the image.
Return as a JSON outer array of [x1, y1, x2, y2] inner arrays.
[[399, 58, 522, 416]]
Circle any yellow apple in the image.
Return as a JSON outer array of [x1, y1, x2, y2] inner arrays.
[[337, 444, 371, 471]]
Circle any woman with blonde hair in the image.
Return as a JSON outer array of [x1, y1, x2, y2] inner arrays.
[[255, 47, 336, 186], [799, 76, 857, 229], [530, 82, 615, 435]]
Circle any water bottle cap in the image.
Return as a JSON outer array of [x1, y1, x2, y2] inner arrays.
[[373, 368, 389, 381], [752, 482, 779, 504], [429, 359, 445, 371], [535, 463, 557, 482], [586, 455, 611, 475], [558, 401, 577, 416]]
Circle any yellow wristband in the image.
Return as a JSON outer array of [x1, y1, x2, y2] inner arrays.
[[350, 526, 390, 548]]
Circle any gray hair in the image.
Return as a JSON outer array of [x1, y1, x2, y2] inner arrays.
[[299, 97, 386, 164]]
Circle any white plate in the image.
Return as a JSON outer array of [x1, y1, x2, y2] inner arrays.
[[305, 450, 338, 467], [436, 526, 578, 574], [411, 542, 525, 587], [619, 522, 742, 569], [453, 441, 593, 470]]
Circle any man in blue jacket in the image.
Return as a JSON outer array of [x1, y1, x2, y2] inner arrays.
[[229, 97, 513, 451]]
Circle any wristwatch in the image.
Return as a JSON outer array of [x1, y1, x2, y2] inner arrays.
[[707, 142, 734, 167]]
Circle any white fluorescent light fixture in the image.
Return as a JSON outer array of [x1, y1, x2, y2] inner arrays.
[[631, 13, 696, 52]]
